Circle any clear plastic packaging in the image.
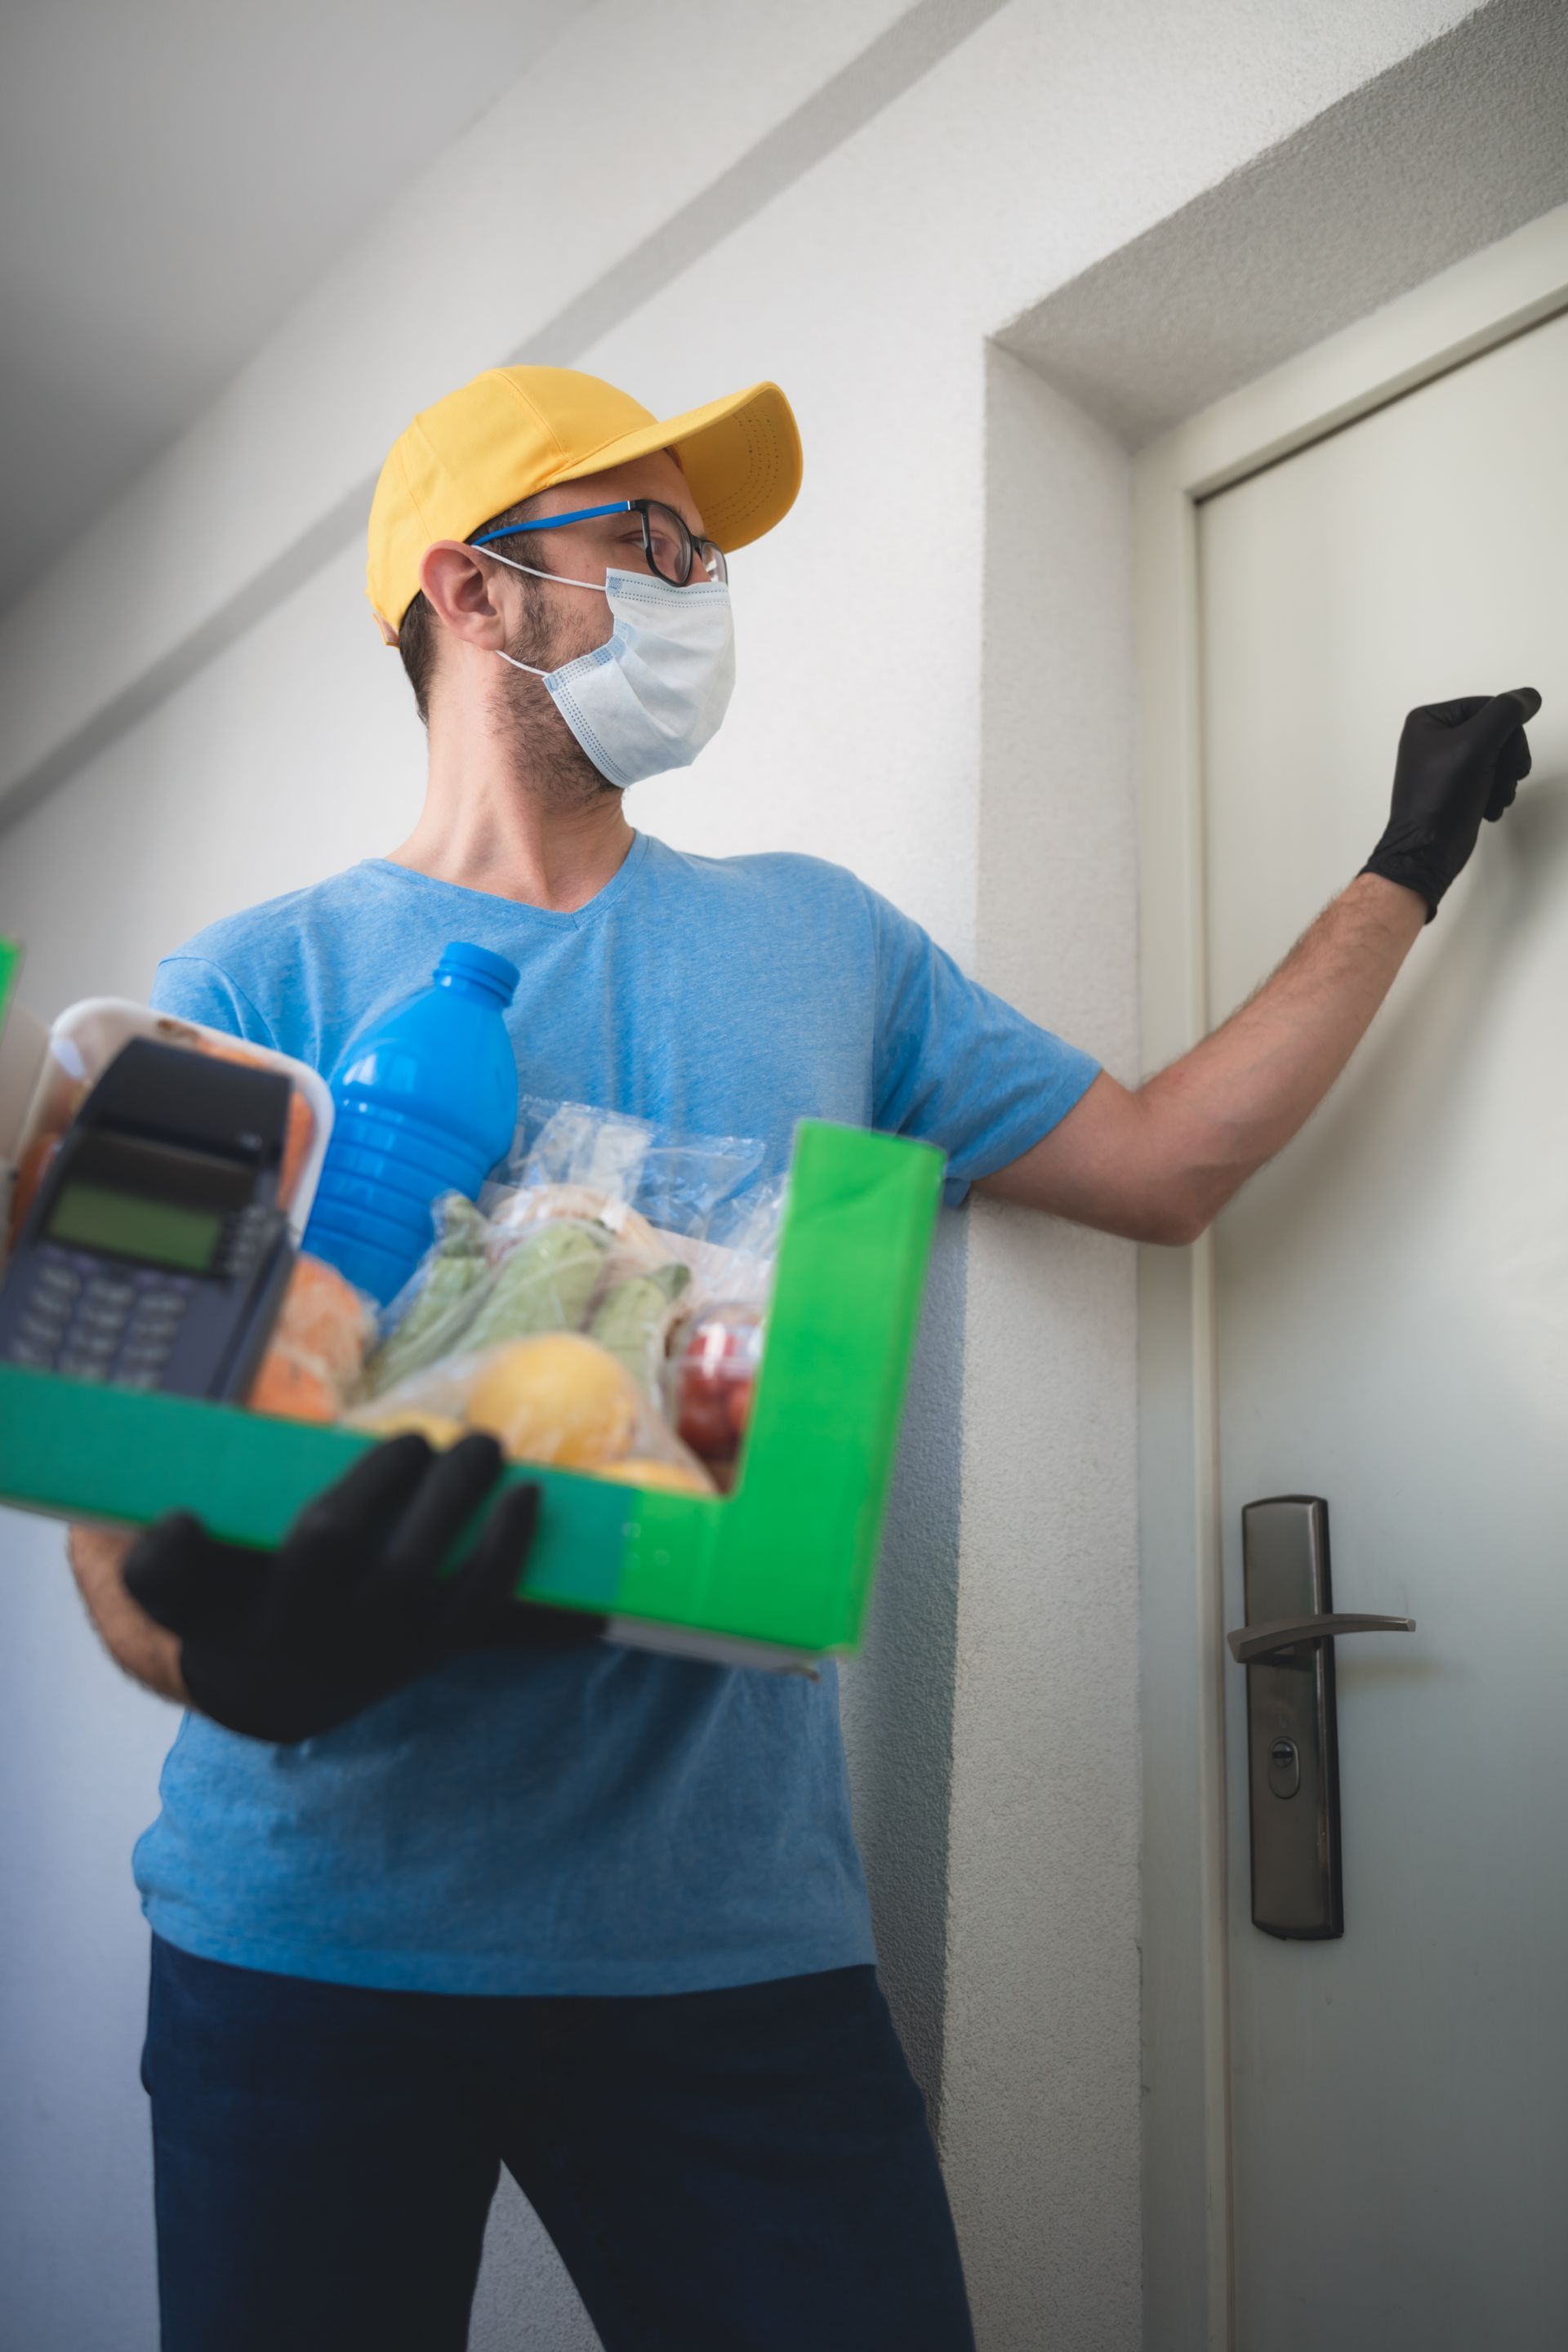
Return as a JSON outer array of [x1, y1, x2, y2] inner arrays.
[[657, 1182, 782, 1483], [7, 1000, 332, 1250], [665, 1302, 764, 1475], [247, 1254, 378, 1424], [343, 1098, 783, 1491], [348, 1330, 715, 1494]]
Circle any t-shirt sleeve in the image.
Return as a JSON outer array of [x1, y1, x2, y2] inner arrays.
[[866, 886, 1101, 1205], [149, 954, 278, 1049]]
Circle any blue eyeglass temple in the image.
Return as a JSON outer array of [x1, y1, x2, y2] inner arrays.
[[470, 501, 631, 546]]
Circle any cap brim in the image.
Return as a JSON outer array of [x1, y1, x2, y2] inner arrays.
[[548, 381, 801, 553]]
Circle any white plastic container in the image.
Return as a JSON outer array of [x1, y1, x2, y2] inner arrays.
[[7, 998, 333, 1245]]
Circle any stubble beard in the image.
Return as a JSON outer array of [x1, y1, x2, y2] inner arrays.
[[495, 575, 621, 816]]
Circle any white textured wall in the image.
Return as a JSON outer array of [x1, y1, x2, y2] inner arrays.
[[0, 3, 1481, 2345], [938, 350, 1142, 2348]]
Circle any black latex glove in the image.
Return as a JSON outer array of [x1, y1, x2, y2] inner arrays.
[[122, 1432, 605, 1744], [1362, 687, 1542, 920]]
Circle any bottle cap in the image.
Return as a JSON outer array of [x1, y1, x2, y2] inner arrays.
[[435, 942, 519, 1004]]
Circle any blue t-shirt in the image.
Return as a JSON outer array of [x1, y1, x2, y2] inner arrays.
[[132, 834, 1098, 1993]]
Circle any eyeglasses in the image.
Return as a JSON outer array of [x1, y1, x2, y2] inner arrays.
[[471, 499, 728, 588]]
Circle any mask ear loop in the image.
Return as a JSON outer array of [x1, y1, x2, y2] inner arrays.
[[478, 543, 608, 679], [478, 546, 606, 595]]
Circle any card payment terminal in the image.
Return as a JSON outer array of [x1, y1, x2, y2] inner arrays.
[[0, 1038, 296, 1400]]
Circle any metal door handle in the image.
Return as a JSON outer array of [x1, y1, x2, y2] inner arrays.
[[1227, 1611, 1415, 1666], [1234, 1494, 1414, 1940]]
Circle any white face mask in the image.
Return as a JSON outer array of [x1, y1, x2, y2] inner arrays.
[[487, 550, 735, 791]]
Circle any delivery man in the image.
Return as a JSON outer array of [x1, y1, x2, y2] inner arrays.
[[67, 364, 1540, 2352]]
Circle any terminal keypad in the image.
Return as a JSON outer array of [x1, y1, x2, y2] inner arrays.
[[4, 1246, 197, 1388]]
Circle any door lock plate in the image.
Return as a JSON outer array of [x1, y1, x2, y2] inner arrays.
[[1241, 1497, 1343, 1938]]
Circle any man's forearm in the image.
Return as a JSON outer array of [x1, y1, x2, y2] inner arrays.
[[68, 1524, 190, 1706], [978, 873, 1426, 1241], [985, 690, 1536, 1242], [1143, 871, 1425, 1233]]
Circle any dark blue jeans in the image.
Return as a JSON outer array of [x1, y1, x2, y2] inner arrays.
[[142, 1935, 975, 2351]]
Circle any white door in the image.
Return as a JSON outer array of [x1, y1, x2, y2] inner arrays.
[[1199, 304, 1568, 2348]]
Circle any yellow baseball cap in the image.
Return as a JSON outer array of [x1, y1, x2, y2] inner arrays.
[[367, 364, 802, 641]]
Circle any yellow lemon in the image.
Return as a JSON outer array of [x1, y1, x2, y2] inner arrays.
[[591, 1456, 715, 1497], [464, 1333, 639, 1468]]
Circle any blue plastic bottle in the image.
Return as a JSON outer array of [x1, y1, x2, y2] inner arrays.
[[303, 942, 520, 1305]]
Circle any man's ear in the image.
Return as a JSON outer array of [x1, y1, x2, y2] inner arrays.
[[420, 541, 508, 646]]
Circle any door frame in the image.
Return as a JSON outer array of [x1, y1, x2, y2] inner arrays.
[[1134, 199, 1568, 2352]]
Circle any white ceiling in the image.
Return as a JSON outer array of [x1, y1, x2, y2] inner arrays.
[[0, 0, 583, 617]]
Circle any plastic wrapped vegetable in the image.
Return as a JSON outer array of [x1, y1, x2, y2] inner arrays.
[[587, 1261, 690, 1394], [363, 1195, 489, 1396], [343, 1096, 772, 1494], [461, 1219, 609, 1352], [485, 1180, 660, 1258]]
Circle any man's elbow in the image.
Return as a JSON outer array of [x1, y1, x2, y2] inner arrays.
[[1118, 1089, 1221, 1245], [1134, 1196, 1212, 1248], [1129, 1102, 1228, 1245], [1125, 1154, 1218, 1245]]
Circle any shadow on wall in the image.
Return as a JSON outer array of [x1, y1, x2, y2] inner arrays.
[[839, 1205, 967, 2134]]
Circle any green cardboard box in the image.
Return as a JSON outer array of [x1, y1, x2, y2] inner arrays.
[[0, 1117, 943, 1669]]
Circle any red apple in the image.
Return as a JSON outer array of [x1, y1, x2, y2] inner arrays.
[[677, 1379, 737, 1461], [670, 1308, 762, 1462], [724, 1376, 755, 1437]]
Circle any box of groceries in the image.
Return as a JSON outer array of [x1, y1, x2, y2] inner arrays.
[[0, 939, 942, 1668]]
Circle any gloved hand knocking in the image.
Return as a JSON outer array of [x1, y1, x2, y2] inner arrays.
[[122, 1432, 604, 1744], [1363, 687, 1542, 920]]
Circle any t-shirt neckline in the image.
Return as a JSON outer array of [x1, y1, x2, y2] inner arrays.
[[361, 828, 651, 931]]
